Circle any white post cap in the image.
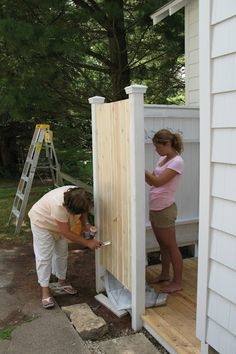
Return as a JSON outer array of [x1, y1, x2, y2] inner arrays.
[[88, 96, 105, 104], [125, 84, 147, 95]]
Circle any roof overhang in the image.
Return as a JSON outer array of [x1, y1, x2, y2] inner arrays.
[[150, 0, 188, 25]]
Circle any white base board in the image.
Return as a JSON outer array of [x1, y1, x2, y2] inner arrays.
[[95, 294, 128, 318], [143, 322, 177, 354]]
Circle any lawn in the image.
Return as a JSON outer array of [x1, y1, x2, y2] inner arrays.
[[0, 180, 52, 245]]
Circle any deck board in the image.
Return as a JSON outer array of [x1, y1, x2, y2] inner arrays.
[[143, 258, 200, 354]]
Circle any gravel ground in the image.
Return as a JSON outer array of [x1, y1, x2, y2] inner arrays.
[[85, 327, 169, 354]]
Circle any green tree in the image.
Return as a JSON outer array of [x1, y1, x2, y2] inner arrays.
[[0, 0, 184, 177]]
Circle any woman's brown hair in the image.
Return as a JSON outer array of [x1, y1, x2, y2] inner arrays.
[[152, 129, 183, 154], [63, 187, 93, 215]]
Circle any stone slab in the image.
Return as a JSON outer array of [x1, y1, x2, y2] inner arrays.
[[62, 303, 108, 340], [98, 333, 160, 354]]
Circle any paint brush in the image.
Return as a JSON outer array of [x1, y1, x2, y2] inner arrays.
[[101, 241, 112, 246]]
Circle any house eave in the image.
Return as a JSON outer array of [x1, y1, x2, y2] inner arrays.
[[150, 0, 189, 25]]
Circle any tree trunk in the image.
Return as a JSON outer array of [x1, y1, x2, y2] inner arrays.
[[0, 130, 18, 178], [106, 0, 130, 100], [0, 122, 32, 178]]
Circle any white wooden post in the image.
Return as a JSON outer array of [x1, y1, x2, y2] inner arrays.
[[201, 342, 216, 354], [125, 84, 147, 331], [196, 0, 211, 346], [89, 96, 105, 293]]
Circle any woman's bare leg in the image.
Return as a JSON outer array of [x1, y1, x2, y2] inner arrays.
[[154, 226, 183, 292], [42, 286, 51, 299], [151, 222, 171, 282]]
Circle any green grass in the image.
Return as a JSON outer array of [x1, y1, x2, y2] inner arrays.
[[0, 148, 94, 244], [0, 314, 39, 341], [0, 180, 52, 245], [0, 326, 16, 340]]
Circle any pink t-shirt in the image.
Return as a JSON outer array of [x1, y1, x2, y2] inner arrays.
[[149, 155, 184, 211]]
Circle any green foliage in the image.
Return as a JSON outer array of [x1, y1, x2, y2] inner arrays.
[[56, 146, 93, 185], [0, 326, 16, 340], [0, 0, 184, 177]]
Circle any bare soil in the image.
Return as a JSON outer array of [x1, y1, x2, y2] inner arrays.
[[0, 240, 132, 339], [57, 244, 133, 338]]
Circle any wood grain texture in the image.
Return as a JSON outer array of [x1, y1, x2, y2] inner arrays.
[[95, 100, 131, 290], [143, 258, 200, 354]]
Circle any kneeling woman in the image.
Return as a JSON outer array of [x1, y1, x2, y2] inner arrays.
[[145, 129, 184, 293], [28, 186, 101, 308]]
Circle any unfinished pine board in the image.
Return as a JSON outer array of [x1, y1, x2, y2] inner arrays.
[[95, 100, 131, 290], [143, 258, 200, 354]]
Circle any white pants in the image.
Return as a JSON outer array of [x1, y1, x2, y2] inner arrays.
[[31, 224, 68, 287]]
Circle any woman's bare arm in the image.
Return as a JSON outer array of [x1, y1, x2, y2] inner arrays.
[[145, 169, 179, 187], [56, 221, 101, 249]]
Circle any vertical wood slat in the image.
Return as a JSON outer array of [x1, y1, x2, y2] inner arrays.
[[91, 85, 147, 331], [95, 99, 131, 290]]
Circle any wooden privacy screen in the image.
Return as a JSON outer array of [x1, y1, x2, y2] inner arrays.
[[95, 99, 132, 290]]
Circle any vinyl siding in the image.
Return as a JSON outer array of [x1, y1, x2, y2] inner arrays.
[[199, 0, 236, 352], [185, 0, 199, 106]]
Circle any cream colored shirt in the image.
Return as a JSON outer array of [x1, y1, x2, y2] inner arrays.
[[28, 186, 80, 236]]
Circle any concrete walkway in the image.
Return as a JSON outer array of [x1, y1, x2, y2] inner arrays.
[[0, 245, 162, 354], [0, 246, 90, 354]]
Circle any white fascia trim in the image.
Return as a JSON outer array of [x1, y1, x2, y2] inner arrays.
[[150, 0, 188, 25]]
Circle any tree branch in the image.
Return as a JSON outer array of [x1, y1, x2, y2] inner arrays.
[[66, 59, 109, 73], [49, 7, 66, 25], [85, 48, 113, 68], [131, 53, 166, 71], [73, 0, 108, 30], [77, 68, 110, 99], [128, 25, 150, 66]]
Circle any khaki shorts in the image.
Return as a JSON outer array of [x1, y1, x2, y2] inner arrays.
[[149, 203, 177, 229]]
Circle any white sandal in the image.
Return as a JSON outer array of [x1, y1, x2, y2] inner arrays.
[[57, 284, 78, 295], [42, 296, 55, 309]]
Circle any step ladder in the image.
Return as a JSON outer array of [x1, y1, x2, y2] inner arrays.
[[8, 124, 63, 234]]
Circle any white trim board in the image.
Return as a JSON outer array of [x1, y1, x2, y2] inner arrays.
[[150, 0, 188, 25], [125, 84, 147, 331], [196, 0, 212, 343], [145, 139, 199, 144], [143, 323, 177, 354], [89, 96, 105, 293]]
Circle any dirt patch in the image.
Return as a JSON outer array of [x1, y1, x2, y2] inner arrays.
[[56, 244, 132, 338], [0, 241, 167, 352], [0, 310, 27, 329], [0, 309, 37, 331], [0, 241, 132, 338]]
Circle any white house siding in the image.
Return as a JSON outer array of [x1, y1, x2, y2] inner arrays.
[[198, 1, 236, 353], [185, 0, 199, 106]]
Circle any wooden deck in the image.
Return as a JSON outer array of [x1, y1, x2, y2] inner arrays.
[[143, 258, 200, 354]]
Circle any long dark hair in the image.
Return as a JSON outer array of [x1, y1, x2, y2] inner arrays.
[[152, 129, 183, 154]]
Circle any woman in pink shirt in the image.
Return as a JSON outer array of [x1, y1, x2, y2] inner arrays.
[[145, 129, 184, 293]]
